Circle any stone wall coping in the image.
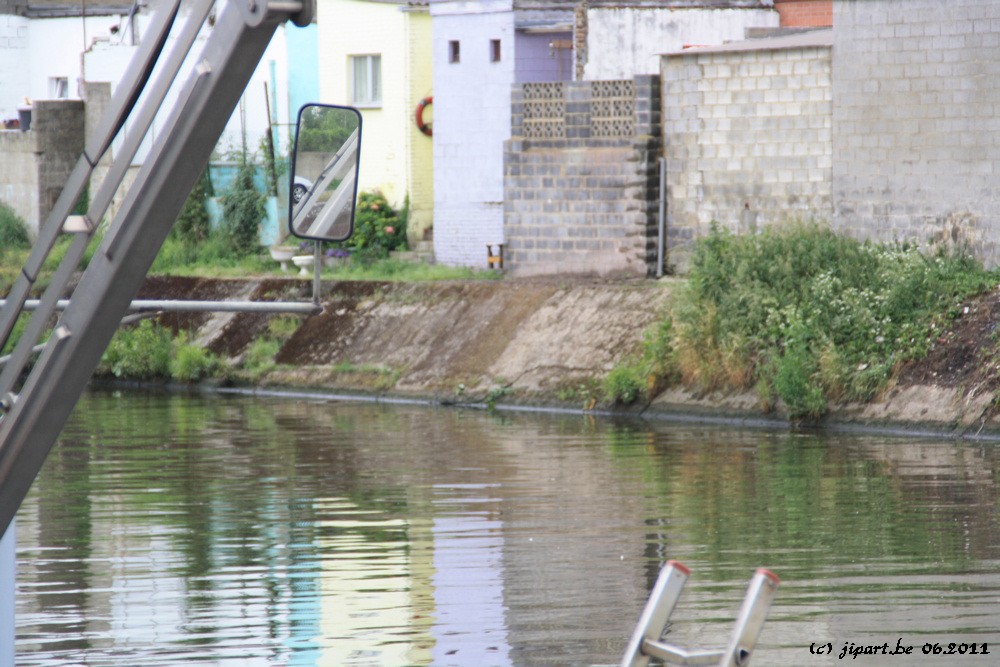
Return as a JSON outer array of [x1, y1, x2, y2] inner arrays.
[[664, 27, 831, 57]]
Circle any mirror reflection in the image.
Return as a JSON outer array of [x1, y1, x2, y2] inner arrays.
[[289, 104, 362, 242]]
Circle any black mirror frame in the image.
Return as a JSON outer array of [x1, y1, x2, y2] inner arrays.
[[288, 103, 363, 242]]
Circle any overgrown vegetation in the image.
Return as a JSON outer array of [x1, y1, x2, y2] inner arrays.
[[172, 168, 213, 246], [239, 316, 301, 380], [100, 319, 173, 379], [603, 318, 676, 405], [607, 222, 997, 421], [339, 191, 408, 262], [170, 332, 222, 382], [96, 315, 301, 383], [0, 201, 31, 251], [220, 161, 267, 257]]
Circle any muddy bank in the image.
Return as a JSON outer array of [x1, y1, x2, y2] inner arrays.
[[137, 276, 1000, 438], [143, 276, 672, 404]]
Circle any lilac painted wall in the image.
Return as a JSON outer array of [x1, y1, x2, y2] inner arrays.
[[514, 31, 572, 84]]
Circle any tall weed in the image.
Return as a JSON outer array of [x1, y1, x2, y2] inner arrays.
[[671, 221, 996, 420]]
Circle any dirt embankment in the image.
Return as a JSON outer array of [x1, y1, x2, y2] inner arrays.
[[144, 276, 672, 405], [140, 276, 1000, 436]]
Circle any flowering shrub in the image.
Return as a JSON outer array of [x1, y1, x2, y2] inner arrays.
[[643, 222, 995, 420], [677, 222, 996, 418], [342, 191, 407, 261]]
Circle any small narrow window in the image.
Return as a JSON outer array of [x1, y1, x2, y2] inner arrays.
[[490, 39, 501, 62], [350, 54, 382, 106], [49, 77, 69, 99], [449, 40, 460, 64]]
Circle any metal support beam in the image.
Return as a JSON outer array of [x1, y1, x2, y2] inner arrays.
[[1, 299, 321, 314], [718, 569, 780, 667], [0, 0, 295, 536], [620, 563, 780, 667], [620, 560, 690, 667]]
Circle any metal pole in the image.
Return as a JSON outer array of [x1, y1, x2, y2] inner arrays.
[[0, 521, 12, 666], [657, 156, 666, 278], [718, 569, 780, 667], [621, 560, 690, 667], [0, 299, 320, 314], [313, 241, 322, 305], [264, 81, 279, 197], [0, 0, 300, 537]]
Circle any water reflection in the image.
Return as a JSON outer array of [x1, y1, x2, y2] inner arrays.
[[14, 392, 1000, 665]]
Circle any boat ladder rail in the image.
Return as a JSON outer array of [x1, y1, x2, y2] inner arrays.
[[620, 560, 780, 667]]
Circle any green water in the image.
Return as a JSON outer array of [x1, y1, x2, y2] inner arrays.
[[14, 391, 1000, 665]]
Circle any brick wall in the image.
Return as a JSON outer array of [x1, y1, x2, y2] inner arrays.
[[430, 2, 514, 267], [0, 128, 38, 229], [504, 75, 661, 277], [774, 0, 832, 27], [34, 99, 84, 225], [662, 34, 832, 271], [0, 98, 84, 234], [832, 0, 1000, 265]]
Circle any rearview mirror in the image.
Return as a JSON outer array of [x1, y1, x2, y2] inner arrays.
[[289, 104, 362, 242]]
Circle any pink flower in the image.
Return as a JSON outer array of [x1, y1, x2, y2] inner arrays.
[[384, 226, 394, 235]]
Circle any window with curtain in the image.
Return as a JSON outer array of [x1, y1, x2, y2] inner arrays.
[[350, 54, 382, 107]]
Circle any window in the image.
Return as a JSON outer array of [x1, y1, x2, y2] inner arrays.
[[449, 40, 460, 64], [350, 54, 381, 106], [49, 77, 69, 99], [490, 39, 501, 62]]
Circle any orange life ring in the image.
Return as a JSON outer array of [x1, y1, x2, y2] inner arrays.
[[415, 96, 432, 137]]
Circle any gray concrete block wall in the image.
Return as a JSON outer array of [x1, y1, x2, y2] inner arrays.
[[0, 98, 84, 235], [832, 0, 1000, 265], [34, 99, 84, 226], [662, 43, 833, 271], [504, 75, 661, 277], [0, 128, 38, 229]]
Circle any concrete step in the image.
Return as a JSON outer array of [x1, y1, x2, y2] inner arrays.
[[390, 249, 435, 264]]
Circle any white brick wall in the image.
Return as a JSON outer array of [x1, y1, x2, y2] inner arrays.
[[663, 41, 833, 270], [833, 0, 1000, 265], [431, 1, 515, 267]]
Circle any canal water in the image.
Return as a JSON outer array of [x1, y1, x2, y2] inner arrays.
[[13, 391, 1000, 666]]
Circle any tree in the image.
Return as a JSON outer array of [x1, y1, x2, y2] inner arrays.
[[220, 163, 266, 256]]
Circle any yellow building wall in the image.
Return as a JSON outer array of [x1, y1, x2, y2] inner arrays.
[[317, 0, 433, 244], [403, 9, 434, 242]]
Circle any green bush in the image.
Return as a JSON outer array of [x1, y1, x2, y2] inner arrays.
[[603, 365, 645, 405], [100, 319, 173, 379], [170, 334, 221, 382], [220, 162, 266, 257], [242, 337, 281, 379], [670, 221, 996, 420], [0, 201, 31, 250], [173, 168, 213, 245], [604, 317, 676, 405], [342, 192, 407, 261]]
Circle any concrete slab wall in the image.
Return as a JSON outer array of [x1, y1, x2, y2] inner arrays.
[[0, 98, 84, 234], [832, 0, 1000, 265], [662, 38, 832, 271], [583, 6, 779, 80]]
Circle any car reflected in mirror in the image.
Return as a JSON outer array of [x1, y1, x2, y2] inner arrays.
[[289, 104, 362, 242]]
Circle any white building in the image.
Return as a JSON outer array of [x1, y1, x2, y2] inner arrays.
[[429, 0, 574, 268]]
